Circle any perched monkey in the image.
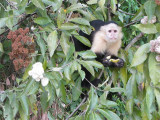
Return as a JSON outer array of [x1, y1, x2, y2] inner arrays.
[[73, 20, 124, 87]]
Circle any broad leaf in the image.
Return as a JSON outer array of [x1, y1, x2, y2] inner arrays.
[[78, 50, 96, 59], [20, 95, 29, 116], [31, 0, 45, 10], [134, 24, 157, 34], [40, 91, 49, 112], [149, 53, 160, 85], [111, 0, 117, 14], [67, 3, 88, 12], [97, 108, 121, 120], [144, 0, 157, 20], [74, 35, 91, 47], [69, 18, 90, 26], [60, 32, 70, 55], [47, 30, 58, 57], [59, 23, 78, 30], [131, 43, 150, 67], [79, 60, 95, 76], [87, 0, 97, 5]]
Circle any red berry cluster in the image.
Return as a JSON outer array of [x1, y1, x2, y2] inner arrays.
[[155, 0, 160, 5], [7, 28, 35, 71]]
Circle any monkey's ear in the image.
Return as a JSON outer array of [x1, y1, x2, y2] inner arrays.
[[100, 26, 106, 32], [118, 26, 122, 31]]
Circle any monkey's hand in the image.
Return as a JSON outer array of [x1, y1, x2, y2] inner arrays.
[[103, 56, 124, 68]]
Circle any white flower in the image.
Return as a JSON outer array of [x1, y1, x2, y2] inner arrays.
[[155, 46, 160, 54], [141, 18, 147, 24], [41, 77, 49, 86], [156, 55, 160, 62], [28, 62, 49, 86]]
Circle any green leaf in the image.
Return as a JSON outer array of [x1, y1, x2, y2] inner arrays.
[[74, 35, 91, 47], [23, 63, 33, 80], [59, 23, 79, 30], [131, 43, 150, 67], [42, 0, 62, 11], [126, 72, 137, 99], [47, 30, 58, 57], [79, 60, 95, 76], [126, 99, 133, 115], [87, 0, 97, 5], [57, 8, 66, 28], [64, 65, 71, 80], [0, 42, 4, 52], [98, 0, 106, 20], [40, 91, 49, 112], [109, 87, 125, 93], [79, 70, 85, 80], [25, 3, 37, 14], [88, 87, 98, 112], [72, 78, 82, 101], [67, 3, 88, 12], [155, 6, 160, 21], [35, 33, 47, 57], [131, 6, 144, 21], [87, 61, 104, 69], [100, 99, 117, 108], [0, 17, 7, 28], [6, 16, 14, 30], [3, 99, 13, 120], [146, 86, 154, 112], [34, 17, 51, 25], [134, 24, 157, 34], [78, 50, 96, 59], [144, 0, 157, 20], [23, 79, 35, 95], [120, 66, 127, 87], [149, 53, 160, 85], [60, 32, 70, 55], [111, 0, 117, 14], [97, 108, 121, 120], [154, 89, 160, 112], [60, 81, 67, 103], [66, 43, 75, 61], [31, 0, 45, 10], [20, 95, 29, 116], [69, 18, 90, 26]]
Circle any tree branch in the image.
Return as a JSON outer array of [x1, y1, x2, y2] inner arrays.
[[66, 96, 87, 120], [124, 19, 141, 27], [125, 32, 144, 50], [107, 0, 111, 21], [118, 9, 135, 16]]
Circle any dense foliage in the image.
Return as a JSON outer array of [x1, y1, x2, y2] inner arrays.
[[0, 0, 160, 120]]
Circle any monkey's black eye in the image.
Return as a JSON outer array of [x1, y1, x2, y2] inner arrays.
[[108, 30, 111, 33], [114, 30, 117, 33]]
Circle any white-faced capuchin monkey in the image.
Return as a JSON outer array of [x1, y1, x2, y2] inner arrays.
[[73, 20, 124, 88]]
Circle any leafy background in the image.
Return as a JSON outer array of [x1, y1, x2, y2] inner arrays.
[[0, 0, 160, 120]]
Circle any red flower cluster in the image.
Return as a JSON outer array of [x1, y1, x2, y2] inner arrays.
[[155, 0, 160, 5], [7, 28, 35, 71]]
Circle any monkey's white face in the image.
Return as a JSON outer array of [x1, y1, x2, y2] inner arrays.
[[101, 23, 122, 43]]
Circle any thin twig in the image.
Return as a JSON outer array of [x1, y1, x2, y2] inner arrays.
[[84, 78, 105, 92], [66, 96, 87, 120], [125, 32, 144, 50], [97, 70, 104, 79], [0, 3, 7, 11], [107, 0, 111, 21], [5, 0, 18, 10], [66, 12, 73, 23], [124, 19, 141, 27], [118, 9, 135, 16]]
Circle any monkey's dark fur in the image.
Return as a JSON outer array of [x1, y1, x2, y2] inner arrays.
[[73, 20, 124, 88]]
